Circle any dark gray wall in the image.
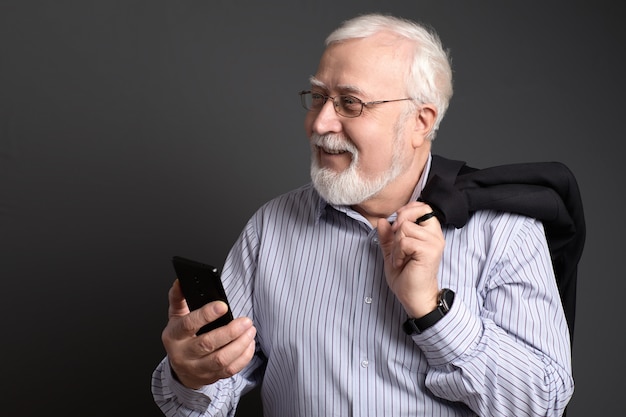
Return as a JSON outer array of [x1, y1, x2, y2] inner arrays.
[[1, 1, 623, 416]]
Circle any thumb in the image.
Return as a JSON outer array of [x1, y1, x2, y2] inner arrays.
[[168, 279, 190, 318]]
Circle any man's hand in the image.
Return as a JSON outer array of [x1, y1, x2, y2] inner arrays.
[[161, 280, 256, 389], [377, 201, 445, 318]]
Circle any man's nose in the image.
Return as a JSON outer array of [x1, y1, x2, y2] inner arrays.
[[311, 99, 343, 134]]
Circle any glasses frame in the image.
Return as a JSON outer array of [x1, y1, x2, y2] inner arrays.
[[299, 90, 416, 118]]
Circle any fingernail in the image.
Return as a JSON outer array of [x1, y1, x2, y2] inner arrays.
[[212, 301, 227, 314]]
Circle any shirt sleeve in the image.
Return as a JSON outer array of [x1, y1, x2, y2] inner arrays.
[[151, 357, 240, 417], [413, 214, 574, 417], [151, 215, 265, 417]]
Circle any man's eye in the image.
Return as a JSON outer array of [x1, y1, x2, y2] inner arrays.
[[311, 93, 325, 101], [340, 95, 360, 107]]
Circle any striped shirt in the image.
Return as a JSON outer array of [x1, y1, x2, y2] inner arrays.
[[152, 156, 574, 417]]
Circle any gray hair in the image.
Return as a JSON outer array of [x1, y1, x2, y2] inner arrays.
[[326, 13, 453, 140]]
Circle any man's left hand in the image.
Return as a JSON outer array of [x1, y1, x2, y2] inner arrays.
[[377, 201, 445, 318]]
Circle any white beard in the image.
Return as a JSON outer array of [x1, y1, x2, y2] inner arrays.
[[310, 132, 405, 205]]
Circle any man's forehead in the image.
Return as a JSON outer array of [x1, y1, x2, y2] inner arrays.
[[311, 36, 411, 96], [309, 77, 365, 95]]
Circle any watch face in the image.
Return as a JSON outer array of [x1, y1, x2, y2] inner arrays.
[[440, 288, 455, 312]]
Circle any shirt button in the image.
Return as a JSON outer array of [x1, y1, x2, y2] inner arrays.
[[364, 296, 372, 304], [361, 359, 369, 368], [372, 237, 379, 245]]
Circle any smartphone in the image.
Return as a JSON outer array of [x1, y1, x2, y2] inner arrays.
[[171, 256, 234, 334]]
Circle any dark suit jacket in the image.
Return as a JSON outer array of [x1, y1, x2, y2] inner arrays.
[[420, 155, 586, 342]]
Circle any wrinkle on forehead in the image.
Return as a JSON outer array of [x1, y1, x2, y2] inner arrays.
[[309, 76, 365, 96]]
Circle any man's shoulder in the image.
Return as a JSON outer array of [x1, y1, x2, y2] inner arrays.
[[461, 209, 546, 241], [253, 183, 320, 220], [263, 183, 317, 206]]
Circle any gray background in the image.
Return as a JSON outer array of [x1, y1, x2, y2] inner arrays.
[[1, 1, 623, 416]]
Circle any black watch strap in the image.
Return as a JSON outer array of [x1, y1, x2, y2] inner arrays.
[[403, 288, 455, 335]]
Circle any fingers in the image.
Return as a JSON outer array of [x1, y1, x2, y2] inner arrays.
[[162, 278, 257, 388], [390, 227, 443, 269], [187, 318, 255, 364], [192, 322, 256, 379], [169, 300, 230, 339], [415, 211, 436, 224], [377, 201, 436, 247], [166, 319, 257, 388], [188, 315, 253, 357], [394, 201, 439, 230], [164, 295, 254, 359], [384, 202, 444, 269]]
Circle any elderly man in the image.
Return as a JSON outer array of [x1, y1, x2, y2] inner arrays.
[[152, 13, 574, 417]]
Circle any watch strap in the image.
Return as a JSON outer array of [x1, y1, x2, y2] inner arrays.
[[402, 288, 455, 335]]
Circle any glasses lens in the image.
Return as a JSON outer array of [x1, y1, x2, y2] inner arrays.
[[299, 91, 363, 118], [337, 95, 362, 117], [301, 92, 324, 111]]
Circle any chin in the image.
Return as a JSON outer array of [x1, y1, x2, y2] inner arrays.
[[311, 164, 385, 206]]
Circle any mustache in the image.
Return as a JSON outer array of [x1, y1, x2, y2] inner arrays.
[[311, 133, 357, 154]]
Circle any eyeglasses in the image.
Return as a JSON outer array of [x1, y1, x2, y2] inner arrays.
[[299, 90, 416, 118]]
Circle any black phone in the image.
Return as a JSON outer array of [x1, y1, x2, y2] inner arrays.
[[171, 256, 234, 334]]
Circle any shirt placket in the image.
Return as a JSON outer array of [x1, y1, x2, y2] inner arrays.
[[352, 229, 383, 416]]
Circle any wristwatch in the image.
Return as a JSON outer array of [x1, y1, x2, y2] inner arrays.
[[402, 288, 455, 335]]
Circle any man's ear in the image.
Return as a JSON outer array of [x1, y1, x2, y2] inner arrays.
[[412, 104, 437, 147]]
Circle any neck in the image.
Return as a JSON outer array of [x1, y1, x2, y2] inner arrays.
[[352, 153, 429, 227]]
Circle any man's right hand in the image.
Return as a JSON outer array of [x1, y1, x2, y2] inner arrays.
[[161, 280, 257, 389]]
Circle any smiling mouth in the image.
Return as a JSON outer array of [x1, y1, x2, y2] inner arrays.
[[318, 145, 349, 155]]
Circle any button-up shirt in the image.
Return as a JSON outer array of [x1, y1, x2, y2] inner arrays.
[[152, 155, 573, 417]]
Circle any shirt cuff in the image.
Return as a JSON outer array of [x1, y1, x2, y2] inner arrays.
[[162, 359, 216, 411], [411, 297, 482, 368]]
